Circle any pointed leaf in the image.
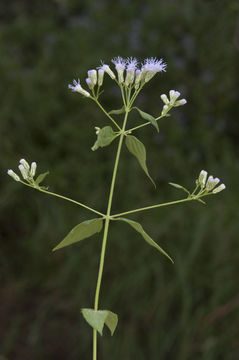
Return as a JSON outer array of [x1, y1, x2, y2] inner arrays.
[[109, 106, 125, 115], [125, 135, 155, 187], [169, 182, 190, 195], [35, 171, 49, 186], [133, 107, 159, 132], [116, 217, 173, 263], [81, 308, 118, 336], [92, 126, 117, 151], [53, 218, 103, 251]]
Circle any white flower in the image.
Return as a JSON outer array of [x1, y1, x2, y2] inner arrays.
[[142, 57, 167, 83], [198, 170, 208, 188], [68, 79, 91, 97], [161, 105, 169, 116], [212, 184, 226, 194], [98, 63, 116, 80], [206, 176, 220, 191], [7, 169, 20, 182], [160, 94, 170, 105], [111, 56, 126, 83]]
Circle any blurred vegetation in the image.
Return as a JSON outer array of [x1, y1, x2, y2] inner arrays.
[[0, 0, 239, 359]]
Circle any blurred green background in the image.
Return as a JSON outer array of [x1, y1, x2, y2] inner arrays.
[[1, 0, 239, 359]]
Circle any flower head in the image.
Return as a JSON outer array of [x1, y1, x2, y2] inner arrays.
[[68, 79, 91, 97], [160, 90, 187, 109], [125, 57, 138, 86], [98, 63, 116, 80], [7, 169, 20, 182], [111, 57, 126, 83], [142, 57, 167, 83]]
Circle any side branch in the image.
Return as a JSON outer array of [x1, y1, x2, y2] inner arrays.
[[93, 99, 122, 131], [20, 181, 105, 217], [111, 197, 195, 218]]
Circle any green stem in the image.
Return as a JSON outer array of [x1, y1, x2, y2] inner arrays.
[[92, 107, 130, 360], [111, 197, 194, 218], [20, 181, 104, 217], [126, 114, 165, 133], [94, 98, 122, 131]]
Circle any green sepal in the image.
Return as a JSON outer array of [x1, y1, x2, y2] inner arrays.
[[133, 107, 159, 132], [35, 171, 49, 186], [116, 217, 174, 263], [52, 218, 103, 251], [81, 308, 118, 336], [92, 126, 117, 151], [169, 182, 190, 195], [109, 106, 125, 115], [125, 135, 156, 187]]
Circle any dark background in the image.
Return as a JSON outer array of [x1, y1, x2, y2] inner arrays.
[[0, 1, 239, 359]]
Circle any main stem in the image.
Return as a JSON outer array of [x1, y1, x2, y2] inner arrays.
[[92, 109, 129, 360]]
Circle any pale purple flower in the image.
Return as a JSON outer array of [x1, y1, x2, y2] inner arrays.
[[141, 57, 167, 82], [68, 79, 91, 97], [111, 57, 126, 83], [98, 69, 104, 86], [87, 69, 97, 85], [86, 77, 94, 90]]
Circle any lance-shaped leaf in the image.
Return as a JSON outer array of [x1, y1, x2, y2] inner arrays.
[[109, 106, 125, 115], [169, 182, 190, 195], [125, 135, 156, 187], [116, 217, 173, 263], [53, 218, 103, 251], [35, 171, 49, 186], [133, 107, 159, 132], [81, 308, 118, 336], [92, 126, 117, 151]]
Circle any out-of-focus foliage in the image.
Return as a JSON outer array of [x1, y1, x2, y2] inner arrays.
[[0, 1, 239, 359]]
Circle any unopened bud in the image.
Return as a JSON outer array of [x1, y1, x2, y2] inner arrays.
[[169, 90, 180, 103], [206, 176, 219, 191], [198, 170, 208, 188], [98, 69, 104, 86], [174, 99, 187, 107], [86, 78, 94, 90], [212, 183, 226, 194], [160, 94, 170, 105], [18, 164, 29, 180], [87, 69, 97, 85], [7, 169, 20, 182], [161, 105, 169, 116], [20, 158, 30, 170], [101, 64, 116, 80], [30, 162, 37, 177]]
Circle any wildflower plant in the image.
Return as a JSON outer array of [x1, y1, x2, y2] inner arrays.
[[7, 56, 226, 360]]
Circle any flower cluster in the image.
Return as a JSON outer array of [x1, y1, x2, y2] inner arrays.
[[68, 56, 167, 96], [160, 90, 187, 115], [197, 170, 226, 194], [8, 159, 37, 183]]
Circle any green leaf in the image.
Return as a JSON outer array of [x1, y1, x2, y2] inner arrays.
[[81, 308, 118, 336], [169, 182, 190, 195], [125, 135, 156, 187], [133, 107, 159, 132], [116, 217, 174, 263], [109, 106, 125, 115], [92, 126, 117, 151], [35, 171, 49, 186], [53, 218, 103, 251]]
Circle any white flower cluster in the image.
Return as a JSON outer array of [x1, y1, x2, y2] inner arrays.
[[7, 159, 37, 183], [161, 90, 187, 115], [197, 170, 226, 194], [68, 56, 167, 96]]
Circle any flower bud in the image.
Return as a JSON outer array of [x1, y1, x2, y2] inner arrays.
[[98, 69, 104, 87], [169, 90, 180, 103], [30, 162, 37, 177], [18, 164, 29, 180], [160, 94, 170, 105], [198, 170, 208, 188], [212, 184, 226, 194], [87, 69, 97, 85], [68, 79, 91, 97], [174, 99, 187, 107], [20, 158, 30, 170], [100, 64, 116, 80], [161, 105, 169, 116], [206, 176, 220, 191], [7, 169, 20, 182], [86, 78, 94, 90]]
